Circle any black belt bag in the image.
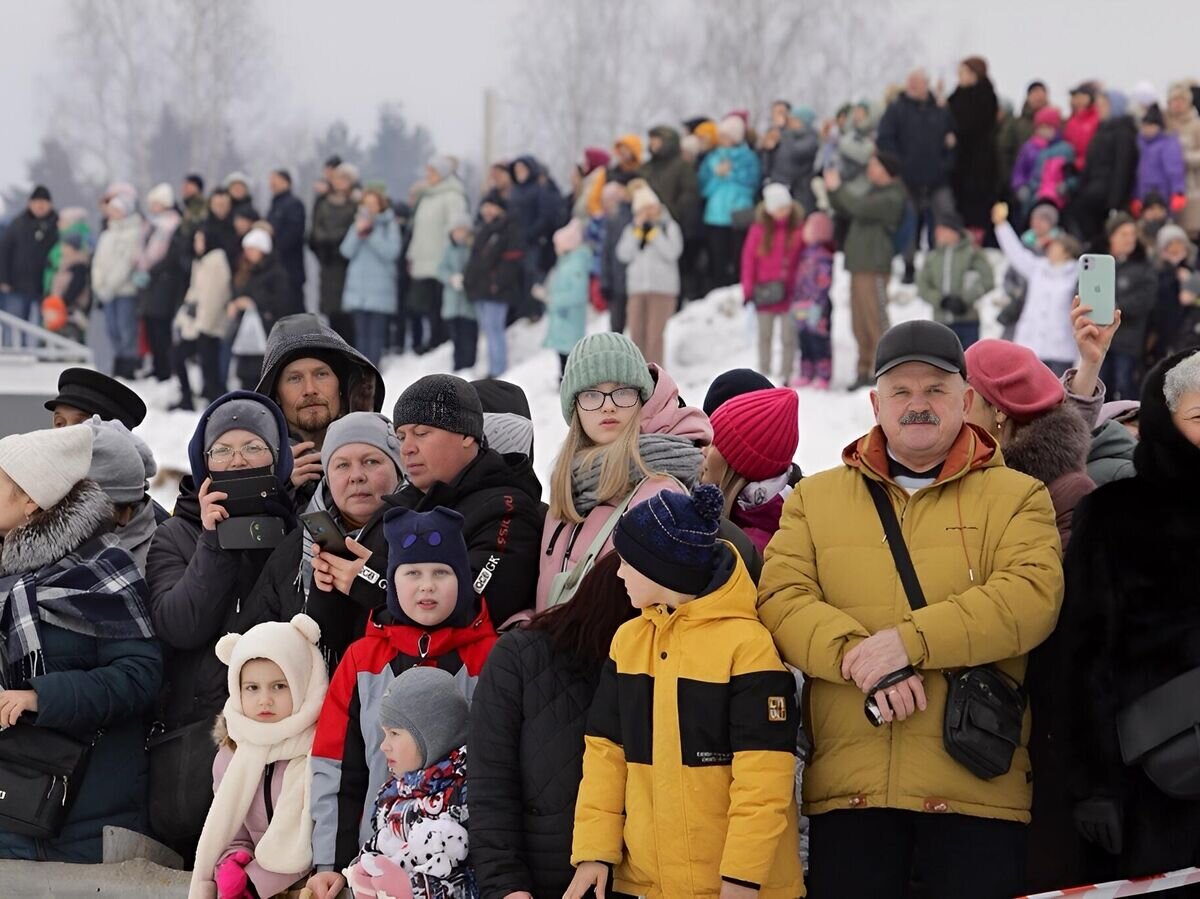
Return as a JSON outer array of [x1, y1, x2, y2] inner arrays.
[[1117, 667, 1200, 799], [0, 721, 94, 838], [864, 476, 1026, 781]]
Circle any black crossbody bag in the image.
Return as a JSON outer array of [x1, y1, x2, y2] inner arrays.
[[1116, 667, 1200, 799], [0, 721, 94, 838], [863, 477, 1026, 780]]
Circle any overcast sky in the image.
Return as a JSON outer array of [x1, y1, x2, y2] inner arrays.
[[1, 0, 1195, 199]]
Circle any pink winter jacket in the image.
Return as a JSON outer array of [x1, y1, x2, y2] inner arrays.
[[740, 219, 804, 314], [534, 364, 712, 610], [211, 747, 306, 899]]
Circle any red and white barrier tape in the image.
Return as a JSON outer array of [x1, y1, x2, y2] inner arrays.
[[1022, 867, 1200, 897]]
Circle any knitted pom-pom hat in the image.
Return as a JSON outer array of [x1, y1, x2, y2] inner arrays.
[[613, 483, 724, 595], [711, 387, 799, 481], [560, 332, 655, 423]]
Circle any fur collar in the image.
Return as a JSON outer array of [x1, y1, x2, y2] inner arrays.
[[1002, 405, 1091, 487], [0, 481, 114, 577]]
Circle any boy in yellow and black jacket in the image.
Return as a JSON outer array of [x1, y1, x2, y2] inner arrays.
[[565, 484, 805, 899]]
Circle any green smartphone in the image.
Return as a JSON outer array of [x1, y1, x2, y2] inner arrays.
[[1079, 254, 1116, 326]]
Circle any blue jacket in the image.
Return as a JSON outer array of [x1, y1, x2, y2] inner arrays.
[[340, 210, 402, 314], [437, 240, 475, 321], [699, 144, 761, 226], [543, 245, 593, 354]]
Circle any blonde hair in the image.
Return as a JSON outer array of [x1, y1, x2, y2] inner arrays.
[[549, 408, 654, 523]]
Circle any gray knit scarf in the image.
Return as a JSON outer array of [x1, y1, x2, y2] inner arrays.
[[571, 434, 703, 515]]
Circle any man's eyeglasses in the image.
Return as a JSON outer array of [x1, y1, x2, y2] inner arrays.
[[207, 443, 272, 464], [576, 387, 641, 412]]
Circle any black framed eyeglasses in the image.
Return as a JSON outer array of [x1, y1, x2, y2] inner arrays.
[[576, 387, 641, 412]]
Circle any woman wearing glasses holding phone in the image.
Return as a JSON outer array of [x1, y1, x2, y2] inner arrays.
[[535, 332, 712, 610], [142, 390, 295, 857]]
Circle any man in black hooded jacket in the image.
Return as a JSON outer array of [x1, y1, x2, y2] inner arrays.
[[311, 375, 545, 626]]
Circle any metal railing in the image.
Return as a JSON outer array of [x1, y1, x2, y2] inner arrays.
[[0, 309, 93, 364]]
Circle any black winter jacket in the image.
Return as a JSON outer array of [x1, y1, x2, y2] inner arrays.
[[762, 127, 820, 214], [138, 224, 189, 320], [346, 449, 545, 626], [1078, 116, 1138, 212], [0, 208, 57, 297], [268, 189, 307, 297], [470, 628, 601, 899], [465, 215, 525, 307], [877, 92, 955, 189], [145, 480, 279, 730], [640, 127, 700, 229], [247, 503, 385, 673], [1111, 247, 1158, 357], [308, 194, 357, 315], [235, 254, 292, 339]]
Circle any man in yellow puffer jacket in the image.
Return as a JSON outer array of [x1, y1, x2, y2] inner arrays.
[[567, 484, 805, 899], [759, 320, 1064, 899]]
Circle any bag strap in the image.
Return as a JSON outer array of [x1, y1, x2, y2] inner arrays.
[[863, 475, 927, 612], [575, 480, 646, 565]]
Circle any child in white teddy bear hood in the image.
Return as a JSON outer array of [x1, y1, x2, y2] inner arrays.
[[189, 614, 329, 899], [309, 665, 474, 899]]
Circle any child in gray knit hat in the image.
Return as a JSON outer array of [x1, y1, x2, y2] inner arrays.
[[315, 666, 473, 899]]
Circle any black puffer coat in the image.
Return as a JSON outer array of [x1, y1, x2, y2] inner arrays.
[[470, 628, 600, 899]]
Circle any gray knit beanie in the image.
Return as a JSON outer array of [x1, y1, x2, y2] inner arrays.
[[321, 412, 403, 474], [378, 667, 468, 769], [86, 416, 157, 504], [204, 398, 282, 458], [559, 332, 655, 423], [392, 375, 484, 443]]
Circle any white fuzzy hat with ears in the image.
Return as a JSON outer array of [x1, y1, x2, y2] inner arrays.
[[216, 613, 324, 708]]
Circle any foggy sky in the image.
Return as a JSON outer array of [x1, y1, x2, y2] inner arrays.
[[1, 0, 1195, 203]]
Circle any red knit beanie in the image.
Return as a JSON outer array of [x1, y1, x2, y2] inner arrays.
[[710, 387, 799, 481], [965, 340, 1065, 423]]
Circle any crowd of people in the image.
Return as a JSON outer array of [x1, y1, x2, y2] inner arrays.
[[1, 60, 1200, 899], [3, 64, 1197, 408]]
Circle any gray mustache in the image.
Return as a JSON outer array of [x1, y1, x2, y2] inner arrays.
[[900, 411, 941, 425]]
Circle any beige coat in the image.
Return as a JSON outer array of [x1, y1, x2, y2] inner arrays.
[[1167, 100, 1200, 235], [178, 249, 232, 339]]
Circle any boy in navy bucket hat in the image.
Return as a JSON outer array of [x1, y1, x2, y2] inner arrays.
[[309, 506, 497, 875]]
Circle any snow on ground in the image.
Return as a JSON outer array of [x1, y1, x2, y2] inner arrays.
[[138, 251, 1011, 508]]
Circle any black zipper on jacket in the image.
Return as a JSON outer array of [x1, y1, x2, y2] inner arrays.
[[263, 761, 276, 823]]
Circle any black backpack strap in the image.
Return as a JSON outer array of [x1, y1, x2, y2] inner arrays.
[[863, 475, 927, 612]]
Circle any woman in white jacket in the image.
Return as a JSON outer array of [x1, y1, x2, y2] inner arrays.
[[90, 196, 144, 378], [175, 229, 233, 405], [993, 202, 1082, 375], [616, 185, 683, 367]]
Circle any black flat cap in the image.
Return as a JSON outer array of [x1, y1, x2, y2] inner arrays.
[[874, 320, 966, 379], [45, 368, 147, 429]]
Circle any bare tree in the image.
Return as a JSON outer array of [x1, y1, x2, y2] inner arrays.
[[502, 0, 689, 181], [501, 0, 923, 180], [51, 0, 268, 190], [694, 0, 923, 129]]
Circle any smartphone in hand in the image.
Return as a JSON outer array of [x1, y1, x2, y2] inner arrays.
[[1079, 254, 1116, 326], [300, 510, 351, 558]]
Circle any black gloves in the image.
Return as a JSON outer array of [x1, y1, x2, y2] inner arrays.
[[940, 294, 969, 317], [1074, 797, 1123, 856]]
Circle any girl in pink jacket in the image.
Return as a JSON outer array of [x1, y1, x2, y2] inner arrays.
[[741, 183, 805, 383], [535, 332, 712, 610], [189, 615, 329, 899]]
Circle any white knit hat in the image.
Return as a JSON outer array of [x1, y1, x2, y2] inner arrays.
[[0, 425, 94, 510], [763, 182, 793, 214], [718, 115, 746, 144], [146, 182, 175, 210], [632, 186, 662, 215], [242, 228, 273, 255]]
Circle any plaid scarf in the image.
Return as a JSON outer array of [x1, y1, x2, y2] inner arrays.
[[0, 533, 154, 689]]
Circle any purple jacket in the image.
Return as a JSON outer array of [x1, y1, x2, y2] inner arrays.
[[1137, 132, 1186, 201], [730, 493, 787, 555]]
